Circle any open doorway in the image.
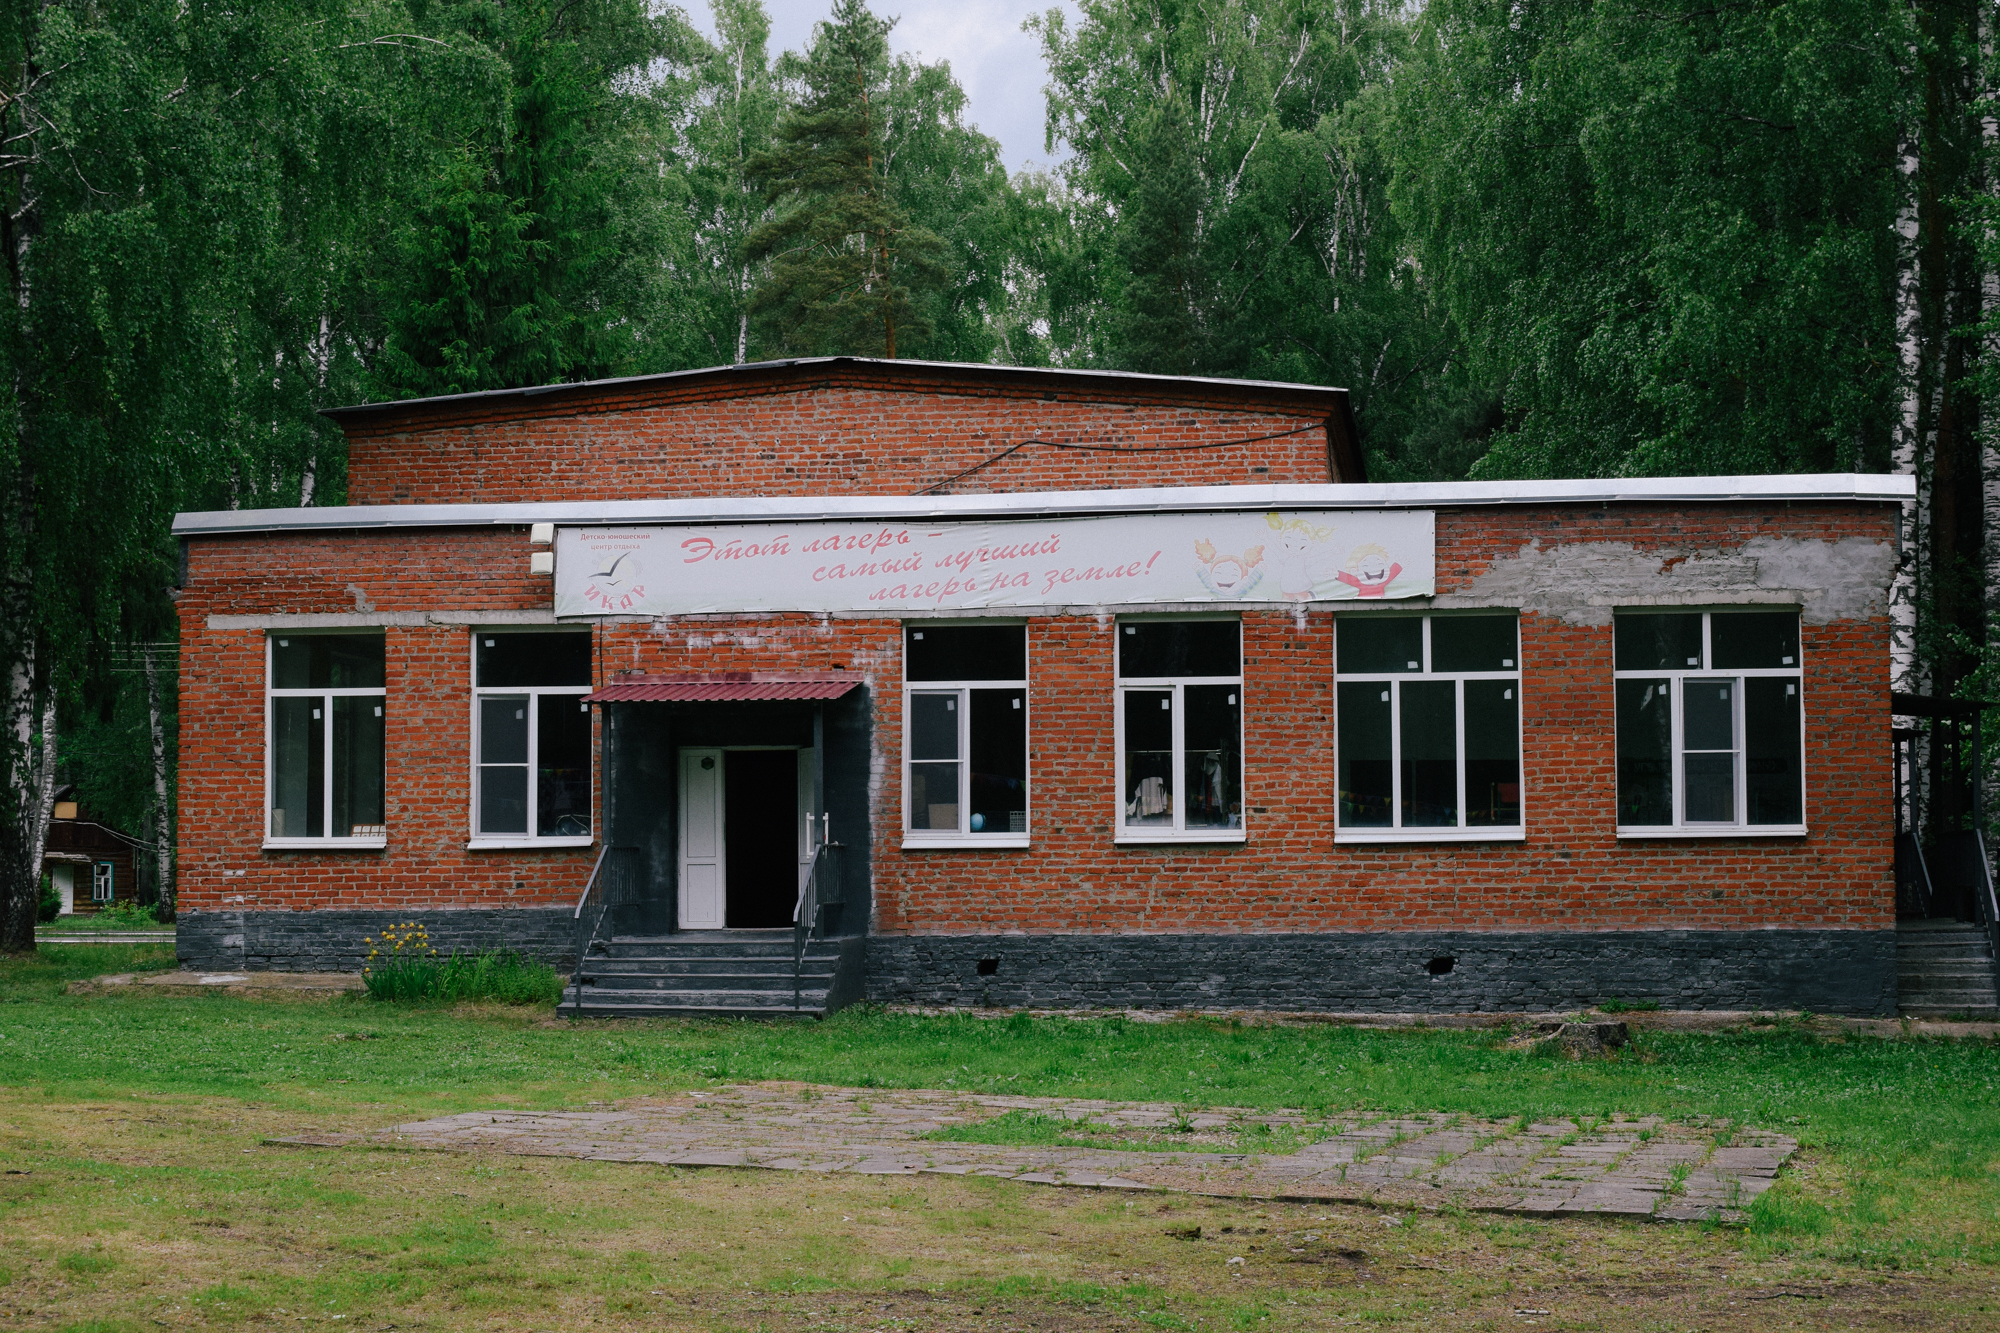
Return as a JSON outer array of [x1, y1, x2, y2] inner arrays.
[[678, 747, 812, 930]]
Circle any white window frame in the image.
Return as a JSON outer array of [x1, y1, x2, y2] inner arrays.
[[1333, 614, 1526, 844], [92, 861, 114, 903], [902, 623, 1030, 850], [468, 631, 595, 850], [1613, 610, 1807, 838], [264, 633, 388, 850], [1114, 617, 1246, 845]]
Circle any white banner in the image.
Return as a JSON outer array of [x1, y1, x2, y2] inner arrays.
[[554, 509, 1434, 617]]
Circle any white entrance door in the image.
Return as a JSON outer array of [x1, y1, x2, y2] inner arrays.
[[679, 748, 726, 929]]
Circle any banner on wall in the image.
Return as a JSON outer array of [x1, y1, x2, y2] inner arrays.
[[553, 509, 1435, 617]]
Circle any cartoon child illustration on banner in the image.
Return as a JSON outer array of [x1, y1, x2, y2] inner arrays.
[[1334, 543, 1403, 598], [1266, 512, 1335, 600], [1193, 539, 1264, 598]]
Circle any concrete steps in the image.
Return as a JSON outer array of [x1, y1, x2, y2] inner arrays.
[[1897, 920, 1999, 1019], [561, 931, 862, 1018]]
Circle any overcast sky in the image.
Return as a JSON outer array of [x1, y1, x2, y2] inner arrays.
[[685, 0, 1082, 174]]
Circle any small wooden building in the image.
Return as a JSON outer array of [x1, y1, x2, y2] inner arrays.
[[43, 791, 139, 915]]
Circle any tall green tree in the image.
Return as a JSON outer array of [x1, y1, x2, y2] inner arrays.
[[0, 0, 494, 949], [1030, 0, 1492, 475], [742, 0, 947, 358], [1390, 0, 1909, 480], [876, 51, 1018, 363], [675, 0, 785, 365], [371, 0, 699, 396]]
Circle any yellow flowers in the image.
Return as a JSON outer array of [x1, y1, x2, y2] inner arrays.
[[368, 921, 437, 958]]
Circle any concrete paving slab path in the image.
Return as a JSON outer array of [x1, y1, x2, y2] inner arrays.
[[271, 1083, 1793, 1222]]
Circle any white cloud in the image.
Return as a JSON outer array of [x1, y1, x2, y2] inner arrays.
[[685, 0, 1080, 173]]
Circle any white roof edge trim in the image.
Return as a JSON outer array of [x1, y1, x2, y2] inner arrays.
[[171, 473, 1916, 537]]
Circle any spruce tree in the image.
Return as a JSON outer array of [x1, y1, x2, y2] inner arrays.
[[741, 0, 944, 358], [372, 0, 687, 397]]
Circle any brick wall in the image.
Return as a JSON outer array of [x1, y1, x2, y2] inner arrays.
[[339, 371, 1341, 505], [175, 501, 1898, 940]]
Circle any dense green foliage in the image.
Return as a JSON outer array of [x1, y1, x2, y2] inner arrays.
[[1391, 0, 1907, 480], [0, 0, 1990, 936]]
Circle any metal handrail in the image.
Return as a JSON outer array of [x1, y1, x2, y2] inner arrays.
[[1971, 831, 2000, 992], [793, 840, 841, 1010], [569, 844, 636, 1010]]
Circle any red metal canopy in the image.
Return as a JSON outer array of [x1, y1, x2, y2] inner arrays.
[[583, 672, 861, 704]]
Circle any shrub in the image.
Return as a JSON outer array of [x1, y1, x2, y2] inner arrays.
[[96, 900, 164, 929], [361, 924, 563, 1005], [37, 876, 58, 923]]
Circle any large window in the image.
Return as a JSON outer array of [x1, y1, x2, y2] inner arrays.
[[1614, 611, 1804, 834], [268, 634, 386, 845], [904, 623, 1028, 844], [1116, 619, 1243, 842], [473, 632, 594, 844], [1335, 615, 1521, 840]]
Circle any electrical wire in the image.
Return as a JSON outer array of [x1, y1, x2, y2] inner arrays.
[[913, 420, 1325, 496]]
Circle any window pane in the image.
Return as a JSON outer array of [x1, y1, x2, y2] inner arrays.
[[1745, 677, 1803, 824], [1464, 680, 1520, 826], [1123, 690, 1174, 826], [330, 695, 385, 835], [1615, 679, 1672, 825], [478, 633, 591, 687], [537, 696, 593, 836], [1400, 680, 1457, 826], [1431, 616, 1518, 673], [1683, 679, 1735, 752], [1336, 618, 1422, 674], [907, 625, 1026, 681], [481, 765, 528, 834], [1119, 621, 1238, 678], [272, 634, 385, 689], [1712, 613, 1800, 670], [909, 761, 960, 830], [909, 693, 960, 761], [968, 688, 1027, 834], [481, 696, 529, 765], [1684, 752, 1735, 822], [1336, 682, 1392, 827], [1614, 614, 1703, 671], [1183, 685, 1240, 829], [1682, 679, 1737, 821], [272, 696, 323, 838]]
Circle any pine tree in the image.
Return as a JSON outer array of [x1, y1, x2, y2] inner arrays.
[[741, 0, 945, 358]]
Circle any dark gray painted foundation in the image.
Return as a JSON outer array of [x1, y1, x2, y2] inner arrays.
[[864, 930, 1898, 1016], [179, 908, 577, 974], [180, 911, 1896, 1015]]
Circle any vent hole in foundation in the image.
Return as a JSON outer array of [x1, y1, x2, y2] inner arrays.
[[1426, 956, 1456, 977], [976, 958, 999, 977]]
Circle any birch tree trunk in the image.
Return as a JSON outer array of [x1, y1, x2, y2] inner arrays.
[[143, 643, 174, 918], [1, 652, 56, 952]]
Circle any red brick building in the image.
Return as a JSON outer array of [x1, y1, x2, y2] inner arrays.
[[171, 357, 1911, 1013]]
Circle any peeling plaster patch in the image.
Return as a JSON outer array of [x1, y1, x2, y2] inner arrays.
[[345, 583, 375, 613], [1442, 537, 1894, 626], [1741, 537, 1897, 624]]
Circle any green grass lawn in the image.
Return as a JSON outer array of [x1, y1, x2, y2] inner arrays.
[[3, 945, 1997, 1330]]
